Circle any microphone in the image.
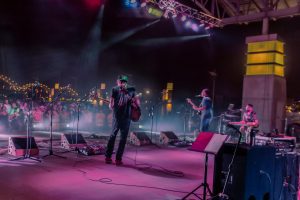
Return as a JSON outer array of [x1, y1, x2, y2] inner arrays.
[[195, 95, 202, 98]]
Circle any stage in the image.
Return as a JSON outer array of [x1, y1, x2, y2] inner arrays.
[[0, 131, 214, 200]]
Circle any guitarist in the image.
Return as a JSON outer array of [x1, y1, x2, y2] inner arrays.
[[187, 88, 213, 132], [229, 104, 259, 145], [105, 75, 140, 166]]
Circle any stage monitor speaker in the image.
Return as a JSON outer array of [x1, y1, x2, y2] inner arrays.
[[8, 137, 39, 156], [61, 133, 87, 150], [159, 131, 178, 145], [130, 132, 152, 146], [213, 144, 276, 200]]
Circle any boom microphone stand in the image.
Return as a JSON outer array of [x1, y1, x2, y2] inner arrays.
[[11, 84, 41, 162], [43, 92, 66, 159], [10, 99, 41, 162]]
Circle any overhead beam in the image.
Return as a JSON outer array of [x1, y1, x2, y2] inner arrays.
[[218, 0, 239, 16], [192, 0, 214, 15], [222, 5, 300, 25], [251, 0, 263, 11]]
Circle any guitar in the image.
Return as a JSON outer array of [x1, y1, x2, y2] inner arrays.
[[98, 96, 141, 122], [186, 98, 201, 115]]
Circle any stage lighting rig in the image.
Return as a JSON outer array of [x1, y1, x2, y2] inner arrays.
[[142, 0, 222, 27]]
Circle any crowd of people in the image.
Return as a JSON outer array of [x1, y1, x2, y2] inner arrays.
[[0, 98, 113, 132]]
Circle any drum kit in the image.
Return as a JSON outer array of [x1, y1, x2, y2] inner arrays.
[[217, 110, 241, 134]]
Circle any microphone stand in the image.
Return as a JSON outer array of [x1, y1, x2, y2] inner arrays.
[[216, 124, 242, 200], [150, 101, 164, 145], [43, 91, 66, 159], [180, 103, 190, 146], [149, 105, 154, 143], [10, 86, 41, 162], [72, 87, 96, 152]]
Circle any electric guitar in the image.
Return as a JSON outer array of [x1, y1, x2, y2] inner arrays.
[[186, 98, 201, 115]]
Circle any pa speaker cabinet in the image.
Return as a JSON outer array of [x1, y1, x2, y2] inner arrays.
[[159, 131, 178, 144], [273, 153, 299, 200], [61, 133, 87, 150], [8, 137, 39, 156], [130, 132, 152, 146], [213, 144, 276, 200]]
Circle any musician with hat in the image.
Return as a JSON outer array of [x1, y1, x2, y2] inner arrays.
[[105, 75, 140, 166]]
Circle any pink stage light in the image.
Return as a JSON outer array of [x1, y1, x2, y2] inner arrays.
[[84, 0, 101, 9], [191, 23, 199, 32]]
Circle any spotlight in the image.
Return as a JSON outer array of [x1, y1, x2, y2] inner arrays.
[[181, 15, 187, 22], [191, 23, 199, 32], [185, 20, 192, 28]]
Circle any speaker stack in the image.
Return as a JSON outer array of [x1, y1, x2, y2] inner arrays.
[[213, 144, 299, 200], [214, 144, 276, 200], [8, 137, 39, 156], [273, 152, 299, 200]]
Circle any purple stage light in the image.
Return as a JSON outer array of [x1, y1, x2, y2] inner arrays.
[[191, 24, 199, 32]]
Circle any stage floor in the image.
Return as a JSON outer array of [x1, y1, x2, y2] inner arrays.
[[0, 131, 213, 200]]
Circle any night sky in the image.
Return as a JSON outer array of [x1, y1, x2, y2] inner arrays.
[[0, 0, 300, 110]]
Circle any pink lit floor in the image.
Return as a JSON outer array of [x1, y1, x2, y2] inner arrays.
[[0, 134, 212, 200]]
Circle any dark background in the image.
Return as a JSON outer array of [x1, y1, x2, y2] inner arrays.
[[0, 0, 299, 112]]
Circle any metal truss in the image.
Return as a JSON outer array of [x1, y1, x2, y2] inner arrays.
[[145, 0, 300, 27], [145, 0, 223, 27], [189, 0, 300, 25]]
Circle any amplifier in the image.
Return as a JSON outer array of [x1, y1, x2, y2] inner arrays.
[[273, 136, 296, 152], [255, 135, 296, 152]]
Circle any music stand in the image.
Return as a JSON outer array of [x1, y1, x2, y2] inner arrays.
[[183, 132, 228, 200]]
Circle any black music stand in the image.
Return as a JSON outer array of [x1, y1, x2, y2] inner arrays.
[[183, 132, 228, 200]]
